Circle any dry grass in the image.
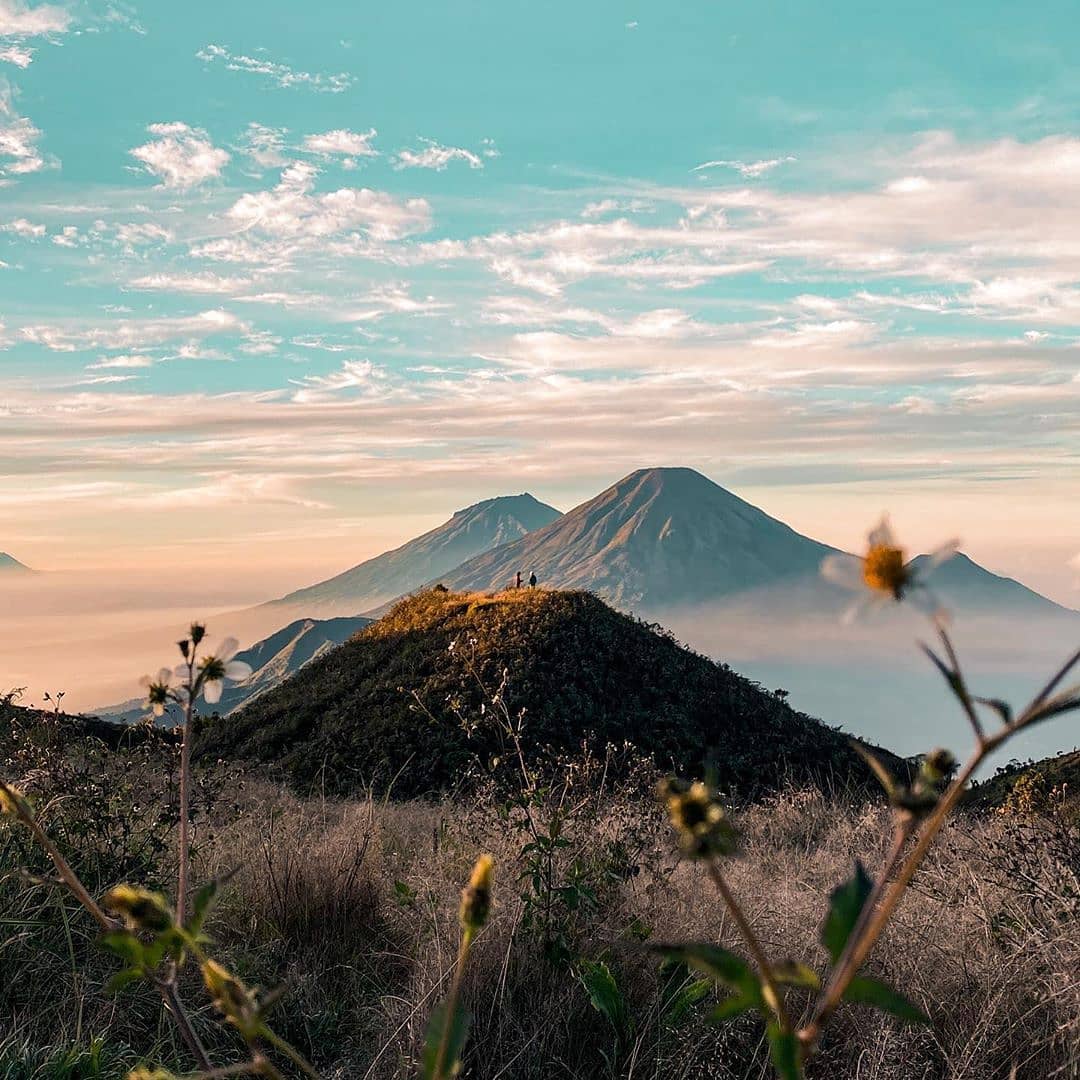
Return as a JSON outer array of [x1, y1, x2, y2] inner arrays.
[[200, 787, 1080, 1079], [2, 771, 1077, 1079]]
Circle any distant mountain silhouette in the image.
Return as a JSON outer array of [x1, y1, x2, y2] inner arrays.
[[96, 615, 370, 724], [0, 552, 33, 574], [268, 493, 561, 617], [433, 469, 1073, 619], [435, 468, 836, 609], [203, 587, 903, 798]]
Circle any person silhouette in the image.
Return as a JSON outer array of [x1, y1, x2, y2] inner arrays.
[[529, 572, 537, 588], [515, 571, 522, 589]]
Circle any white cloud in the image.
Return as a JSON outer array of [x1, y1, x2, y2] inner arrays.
[[3, 215, 42, 236], [0, 44, 33, 67], [128, 272, 252, 294], [393, 138, 484, 171], [196, 44, 352, 93], [86, 354, 155, 369], [18, 309, 245, 352], [129, 121, 230, 189], [303, 128, 378, 163], [223, 160, 431, 244], [0, 79, 46, 175], [237, 122, 289, 172], [0, 0, 69, 36], [693, 156, 796, 178], [51, 224, 79, 246]]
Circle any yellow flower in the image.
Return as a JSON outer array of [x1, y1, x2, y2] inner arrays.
[[821, 515, 959, 622], [659, 778, 738, 859], [202, 959, 263, 1039], [102, 885, 175, 933], [460, 854, 494, 932]]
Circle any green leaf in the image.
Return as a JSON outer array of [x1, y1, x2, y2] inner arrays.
[[843, 976, 930, 1025], [821, 862, 873, 964], [577, 960, 631, 1042], [708, 990, 762, 1022], [104, 967, 142, 994], [654, 943, 756, 992], [766, 1023, 802, 1080], [99, 931, 143, 966], [772, 961, 822, 989], [187, 878, 219, 936], [421, 999, 470, 1080], [660, 977, 711, 1026]]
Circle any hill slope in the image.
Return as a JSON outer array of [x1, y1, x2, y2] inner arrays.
[[97, 615, 371, 723], [0, 552, 33, 574], [435, 468, 838, 609], [202, 587, 899, 798], [268, 493, 561, 617]]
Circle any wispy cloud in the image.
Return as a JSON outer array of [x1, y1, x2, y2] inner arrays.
[[393, 138, 485, 171], [0, 77, 47, 175], [0, 0, 69, 36], [692, 156, 796, 178], [196, 44, 353, 93], [129, 121, 230, 189], [303, 128, 378, 163]]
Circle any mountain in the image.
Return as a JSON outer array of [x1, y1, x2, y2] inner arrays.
[[0, 553, 33, 574], [200, 586, 903, 798], [268, 493, 561, 618], [434, 468, 836, 609], [433, 468, 1073, 620], [96, 615, 371, 724]]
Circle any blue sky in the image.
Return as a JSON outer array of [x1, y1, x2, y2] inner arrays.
[[2, 0, 1079, 605]]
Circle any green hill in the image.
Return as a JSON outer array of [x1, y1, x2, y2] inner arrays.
[[201, 587, 898, 798]]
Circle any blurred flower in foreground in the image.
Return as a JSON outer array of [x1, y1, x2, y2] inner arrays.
[[821, 515, 959, 623], [181, 637, 252, 705], [138, 668, 174, 717]]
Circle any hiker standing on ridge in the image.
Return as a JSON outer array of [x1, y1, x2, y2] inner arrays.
[[515, 571, 522, 589], [529, 572, 537, 588]]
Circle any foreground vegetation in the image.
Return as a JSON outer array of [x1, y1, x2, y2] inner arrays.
[[1, 518, 1077, 1079], [0, 721, 1076, 1079]]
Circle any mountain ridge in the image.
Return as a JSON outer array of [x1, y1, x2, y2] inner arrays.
[[268, 492, 561, 617]]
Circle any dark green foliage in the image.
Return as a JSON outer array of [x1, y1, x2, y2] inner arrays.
[[842, 976, 929, 1025], [202, 588, 899, 798], [821, 862, 873, 963]]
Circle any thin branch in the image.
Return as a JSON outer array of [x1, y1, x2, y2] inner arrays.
[[705, 861, 791, 1032]]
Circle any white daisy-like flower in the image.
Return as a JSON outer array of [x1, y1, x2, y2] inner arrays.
[[821, 515, 959, 623], [138, 667, 174, 717], [190, 637, 252, 705]]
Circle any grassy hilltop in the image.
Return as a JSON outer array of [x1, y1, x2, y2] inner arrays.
[[203, 586, 895, 797]]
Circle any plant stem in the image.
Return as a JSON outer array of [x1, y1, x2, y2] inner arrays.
[[263, 1031, 322, 1080], [705, 861, 790, 1031], [160, 978, 214, 1071], [802, 751, 982, 1046], [177, 688, 194, 928], [800, 815, 913, 1047], [433, 926, 474, 1079], [0, 782, 113, 933]]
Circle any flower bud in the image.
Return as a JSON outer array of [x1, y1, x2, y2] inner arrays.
[[659, 778, 738, 859], [920, 747, 957, 784], [0, 783, 32, 820], [177, 639, 190, 660], [103, 885, 175, 933], [460, 854, 494, 932], [189, 623, 206, 646], [202, 959, 261, 1038]]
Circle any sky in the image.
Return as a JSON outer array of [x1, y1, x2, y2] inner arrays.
[[2, 0, 1080, 613]]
